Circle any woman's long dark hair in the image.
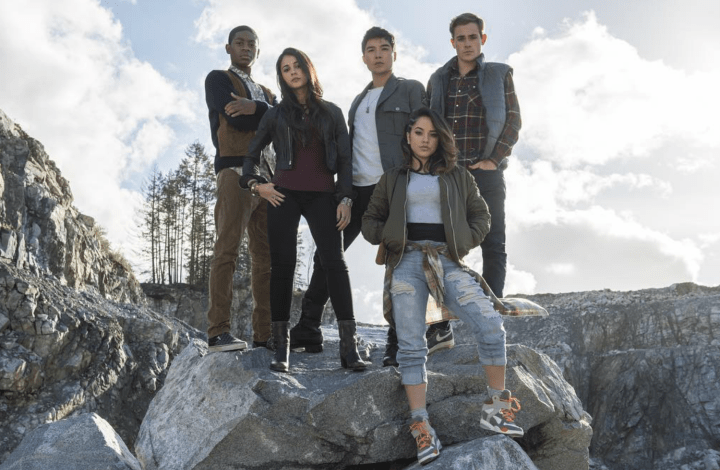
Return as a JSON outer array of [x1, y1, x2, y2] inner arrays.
[[275, 48, 330, 145], [400, 107, 458, 174]]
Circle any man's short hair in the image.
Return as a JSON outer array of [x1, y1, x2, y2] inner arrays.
[[228, 25, 258, 45], [449, 13, 484, 37], [361, 26, 395, 52]]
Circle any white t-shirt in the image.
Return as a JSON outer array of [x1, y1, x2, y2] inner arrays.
[[406, 172, 442, 223], [352, 87, 385, 186]]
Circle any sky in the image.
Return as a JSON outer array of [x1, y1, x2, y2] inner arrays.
[[1, 0, 719, 324]]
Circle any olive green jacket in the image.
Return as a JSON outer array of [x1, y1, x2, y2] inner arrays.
[[361, 166, 491, 267]]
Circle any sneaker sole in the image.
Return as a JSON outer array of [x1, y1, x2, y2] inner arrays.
[[418, 452, 440, 465], [479, 418, 524, 437], [427, 339, 455, 355], [208, 342, 248, 352], [417, 441, 442, 465]]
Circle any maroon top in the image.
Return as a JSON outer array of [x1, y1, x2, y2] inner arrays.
[[273, 125, 335, 192]]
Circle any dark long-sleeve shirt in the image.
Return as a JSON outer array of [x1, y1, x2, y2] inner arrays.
[[204, 70, 276, 173]]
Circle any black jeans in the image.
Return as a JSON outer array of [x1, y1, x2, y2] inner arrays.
[[302, 184, 375, 312], [469, 167, 507, 298], [267, 188, 354, 322]]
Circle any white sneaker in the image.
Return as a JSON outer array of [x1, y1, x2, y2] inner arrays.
[[480, 389, 524, 437]]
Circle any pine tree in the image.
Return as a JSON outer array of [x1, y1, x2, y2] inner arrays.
[[180, 142, 215, 287], [140, 166, 164, 283]]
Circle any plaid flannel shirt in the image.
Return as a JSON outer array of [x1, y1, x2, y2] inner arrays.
[[445, 58, 521, 167]]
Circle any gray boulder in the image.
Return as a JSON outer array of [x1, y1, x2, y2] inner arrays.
[[0, 412, 141, 470], [135, 326, 591, 469], [406, 435, 539, 469]]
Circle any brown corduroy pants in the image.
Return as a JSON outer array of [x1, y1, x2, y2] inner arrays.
[[207, 168, 271, 342]]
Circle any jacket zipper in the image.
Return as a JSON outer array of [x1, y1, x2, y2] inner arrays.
[[393, 171, 410, 269], [287, 127, 293, 168]]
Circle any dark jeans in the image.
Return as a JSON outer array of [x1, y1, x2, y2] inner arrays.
[[302, 184, 375, 313], [267, 188, 354, 322], [469, 167, 507, 298]]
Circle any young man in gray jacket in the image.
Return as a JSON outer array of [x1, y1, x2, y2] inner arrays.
[[290, 27, 425, 365]]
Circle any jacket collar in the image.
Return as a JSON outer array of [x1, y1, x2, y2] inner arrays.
[[360, 73, 398, 104], [445, 53, 485, 75], [349, 73, 398, 125]]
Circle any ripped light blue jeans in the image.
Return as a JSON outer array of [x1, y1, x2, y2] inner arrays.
[[391, 242, 507, 385]]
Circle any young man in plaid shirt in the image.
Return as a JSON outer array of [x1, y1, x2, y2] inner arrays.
[[426, 12, 521, 353]]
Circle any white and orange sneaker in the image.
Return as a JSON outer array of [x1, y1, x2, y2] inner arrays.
[[479, 389, 524, 437], [409, 418, 442, 465]]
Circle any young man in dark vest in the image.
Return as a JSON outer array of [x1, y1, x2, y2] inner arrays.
[[289, 27, 425, 365], [426, 13, 523, 437], [426, 12, 521, 354], [204, 25, 277, 352]]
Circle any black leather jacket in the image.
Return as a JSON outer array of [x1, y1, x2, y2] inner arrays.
[[241, 100, 353, 202]]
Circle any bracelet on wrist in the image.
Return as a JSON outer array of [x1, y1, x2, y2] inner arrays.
[[340, 197, 353, 208]]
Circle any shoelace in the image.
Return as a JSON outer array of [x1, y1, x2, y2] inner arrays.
[[499, 397, 522, 422], [410, 422, 432, 449]]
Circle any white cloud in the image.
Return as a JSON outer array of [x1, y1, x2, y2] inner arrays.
[[0, 0, 196, 260], [353, 287, 385, 325], [545, 263, 575, 275], [511, 11, 720, 168], [505, 159, 673, 229], [699, 233, 720, 248]]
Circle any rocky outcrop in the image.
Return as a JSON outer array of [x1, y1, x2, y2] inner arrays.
[[496, 283, 720, 470], [0, 261, 201, 462], [0, 413, 141, 470], [134, 327, 592, 470], [142, 283, 213, 335], [0, 107, 202, 463], [0, 108, 142, 304]]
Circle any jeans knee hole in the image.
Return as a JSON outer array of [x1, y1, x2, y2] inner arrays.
[[454, 278, 489, 310]]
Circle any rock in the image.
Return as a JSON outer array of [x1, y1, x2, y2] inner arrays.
[[0, 261, 202, 462], [405, 435, 539, 469], [0, 412, 141, 470], [135, 326, 592, 470], [0, 107, 143, 304], [0, 346, 42, 393], [501, 284, 720, 470], [0, 108, 207, 462], [142, 283, 212, 335], [0, 312, 9, 333]]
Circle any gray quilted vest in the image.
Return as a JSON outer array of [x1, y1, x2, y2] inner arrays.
[[429, 55, 510, 159]]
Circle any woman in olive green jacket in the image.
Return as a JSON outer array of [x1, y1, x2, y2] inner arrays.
[[361, 107, 523, 465]]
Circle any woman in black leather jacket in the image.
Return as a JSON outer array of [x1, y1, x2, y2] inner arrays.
[[241, 47, 366, 373]]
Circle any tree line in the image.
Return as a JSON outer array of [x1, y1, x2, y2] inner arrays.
[[139, 141, 310, 289]]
